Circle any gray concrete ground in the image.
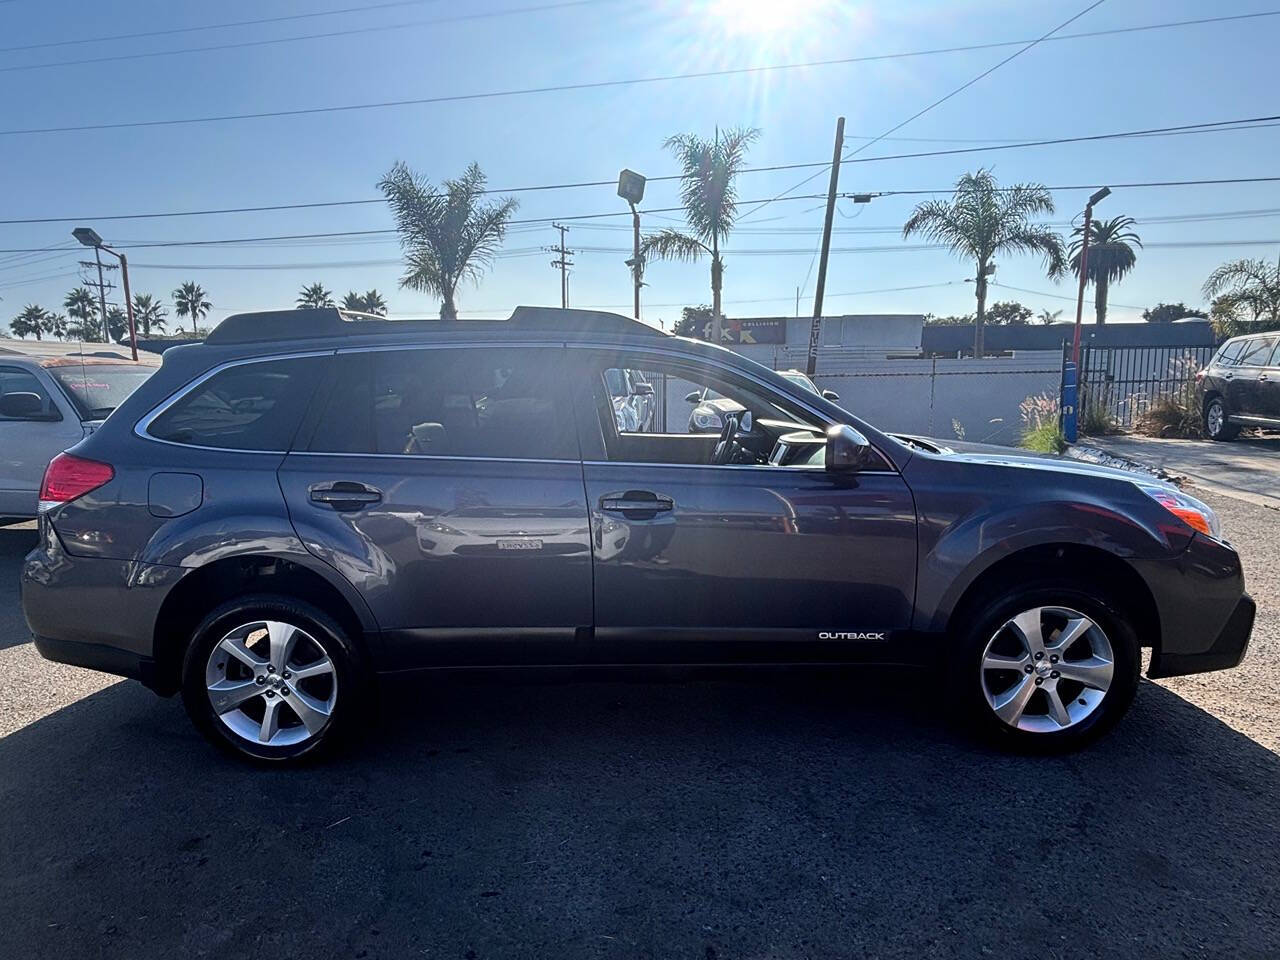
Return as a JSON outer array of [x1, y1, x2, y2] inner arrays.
[[1087, 433, 1280, 509], [0, 497, 1277, 960]]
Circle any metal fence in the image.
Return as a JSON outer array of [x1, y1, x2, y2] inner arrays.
[[1078, 343, 1215, 429]]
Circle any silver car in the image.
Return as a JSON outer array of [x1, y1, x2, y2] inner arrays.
[[0, 352, 156, 522], [687, 368, 840, 433]]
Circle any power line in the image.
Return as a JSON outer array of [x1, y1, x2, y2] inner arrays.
[[738, 0, 1109, 223], [0, 0, 447, 53], [1, 0, 620, 75], [4, 118, 1278, 227], [0, 9, 1271, 137]]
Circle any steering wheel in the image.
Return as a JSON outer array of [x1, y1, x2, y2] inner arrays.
[[712, 412, 740, 465]]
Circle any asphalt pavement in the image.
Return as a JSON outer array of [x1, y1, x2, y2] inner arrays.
[[1087, 433, 1280, 509], [1, 500, 1277, 960]]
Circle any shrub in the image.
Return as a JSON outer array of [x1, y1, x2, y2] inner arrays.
[[1134, 394, 1203, 439], [1022, 422, 1068, 453], [1019, 390, 1067, 453]]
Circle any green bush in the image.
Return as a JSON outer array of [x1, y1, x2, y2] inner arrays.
[[1022, 422, 1068, 454]]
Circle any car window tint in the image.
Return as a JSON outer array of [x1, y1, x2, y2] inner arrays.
[[313, 347, 576, 459], [1268, 340, 1280, 367], [1216, 340, 1246, 365], [0, 365, 60, 421], [1237, 337, 1277, 367], [148, 356, 324, 450]]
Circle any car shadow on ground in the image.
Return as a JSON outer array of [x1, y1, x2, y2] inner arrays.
[[0, 669, 1276, 959], [0, 526, 36, 650]]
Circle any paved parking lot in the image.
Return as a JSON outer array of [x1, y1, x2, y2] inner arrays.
[[1, 496, 1277, 960], [1088, 434, 1280, 510]]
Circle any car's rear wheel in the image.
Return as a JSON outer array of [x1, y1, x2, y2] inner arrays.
[[1205, 396, 1239, 441], [958, 583, 1140, 752], [181, 595, 366, 763]]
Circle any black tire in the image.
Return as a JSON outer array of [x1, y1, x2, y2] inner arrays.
[[1205, 396, 1239, 441], [181, 594, 368, 764], [955, 581, 1140, 753]]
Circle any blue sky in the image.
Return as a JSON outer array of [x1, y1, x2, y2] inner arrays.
[[2, 0, 1279, 332]]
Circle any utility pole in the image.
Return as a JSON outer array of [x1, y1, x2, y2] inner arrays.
[[629, 203, 642, 319], [79, 251, 117, 343], [806, 116, 845, 376], [546, 223, 574, 308]]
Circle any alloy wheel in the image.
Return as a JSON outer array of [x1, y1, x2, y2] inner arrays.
[[204, 620, 338, 747], [1206, 399, 1225, 437], [979, 605, 1114, 734]]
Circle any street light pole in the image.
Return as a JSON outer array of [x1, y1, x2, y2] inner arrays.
[[1071, 187, 1110, 368], [617, 169, 647, 322], [72, 226, 139, 361]]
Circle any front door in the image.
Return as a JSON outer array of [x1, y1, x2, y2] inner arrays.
[[278, 345, 593, 668], [569, 347, 917, 662], [1229, 336, 1276, 418]]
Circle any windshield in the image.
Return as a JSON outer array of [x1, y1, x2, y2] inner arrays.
[[780, 371, 819, 394], [49, 364, 155, 420]]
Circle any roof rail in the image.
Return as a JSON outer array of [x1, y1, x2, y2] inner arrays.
[[203, 305, 665, 345]]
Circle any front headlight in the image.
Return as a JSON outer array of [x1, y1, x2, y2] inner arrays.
[[1138, 483, 1221, 539], [692, 410, 722, 430]]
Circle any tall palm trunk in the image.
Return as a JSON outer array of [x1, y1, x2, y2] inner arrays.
[[973, 261, 989, 358], [711, 236, 722, 343], [1095, 276, 1109, 325]]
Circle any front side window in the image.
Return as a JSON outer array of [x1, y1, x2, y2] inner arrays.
[[308, 347, 577, 460], [590, 354, 826, 467], [148, 356, 325, 450], [1238, 337, 1278, 367], [0, 365, 60, 421]]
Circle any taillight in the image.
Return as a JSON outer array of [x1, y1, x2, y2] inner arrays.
[[1194, 369, 1205, 385], [38, 452, 114, 513]]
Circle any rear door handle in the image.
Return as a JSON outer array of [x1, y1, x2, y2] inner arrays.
[[600, 490, 674, 519], [310, 481, 382, 512]]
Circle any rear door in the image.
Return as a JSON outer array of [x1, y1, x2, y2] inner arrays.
[[1259, 339, 1280, 420], [1232, 336, 1278, 418], [278, 343, 593, 669], [0, 364, 83, 518]]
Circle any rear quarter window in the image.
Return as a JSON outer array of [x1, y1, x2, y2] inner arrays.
[[147, 356, 325, 451], [1238, 337, 1278, 367]]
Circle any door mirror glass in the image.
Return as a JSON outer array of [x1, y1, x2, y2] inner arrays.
[[821, 389, 840, 401], [825, 424, 874, 472]]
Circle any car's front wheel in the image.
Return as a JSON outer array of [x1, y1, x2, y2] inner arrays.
[[1205, 396, 1239, 441], [959, 583, 1140, 752], [181, 595, 366, 763]]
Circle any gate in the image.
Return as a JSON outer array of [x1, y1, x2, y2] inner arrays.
[[1078, 343, 1215, 429]]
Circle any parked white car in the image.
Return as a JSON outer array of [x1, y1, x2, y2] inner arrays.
[[0, 347, 157, 523]]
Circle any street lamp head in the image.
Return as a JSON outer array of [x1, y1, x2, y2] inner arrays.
[[617, 169, 646, 205], [1088, 186, 1111, 207], [72, 226, 103, 248]]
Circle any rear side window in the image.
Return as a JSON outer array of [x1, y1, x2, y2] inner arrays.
[[148, 356, 325, 450], [1237, 337, 1278, 367], [0, 365, 61, 421], [308, 347, 576, 460]]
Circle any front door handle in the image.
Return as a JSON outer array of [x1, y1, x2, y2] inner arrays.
[[600, 490, 674, 519], [1259, 374, 1270, 382], [310, 481, 382, 512]]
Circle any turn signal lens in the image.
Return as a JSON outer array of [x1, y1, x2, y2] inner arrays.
[[38, 452, 114, 513], [1139, 483, 1221, 540]]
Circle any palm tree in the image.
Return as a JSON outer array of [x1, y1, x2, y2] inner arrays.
[[902, 169, 1065, 358], [379, 162, 518, 320], [43, 312, 68, 340], [1202, 255, 1280, 328], [172, 282, 212, 336], [639, 126, 760, 343], [132, 293, 167, 335], [297, 282, 335, 309], [1037, 308, 1063, 325], [10, 304, 47, 339], [342, 289, 389, 316], [105, 307, 128, 342], [1069, 215, 1141, 325], [63, 287, 100, 342]]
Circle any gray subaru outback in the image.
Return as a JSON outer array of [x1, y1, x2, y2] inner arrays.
[[21, 307, 1254, 762]]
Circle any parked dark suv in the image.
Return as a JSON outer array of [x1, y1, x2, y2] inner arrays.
[[1198, 331, 1280, 440], [22, 307, 1254, 762]]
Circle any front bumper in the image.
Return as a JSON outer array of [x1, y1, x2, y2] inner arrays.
[[1148, 594, 1254, 679], [1138, 532, 1255, 679]]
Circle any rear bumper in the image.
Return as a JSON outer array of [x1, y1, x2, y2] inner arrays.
[[1148, 594, 1254, 679], [32, 634, 163, 690]]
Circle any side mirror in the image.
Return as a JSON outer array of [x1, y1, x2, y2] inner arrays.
[[0, 391, 48, 418], [684, 390, 702, 404], [821, 389, 840, 402], [825, 424, 875, 472], [633, 382, 654, 397]]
